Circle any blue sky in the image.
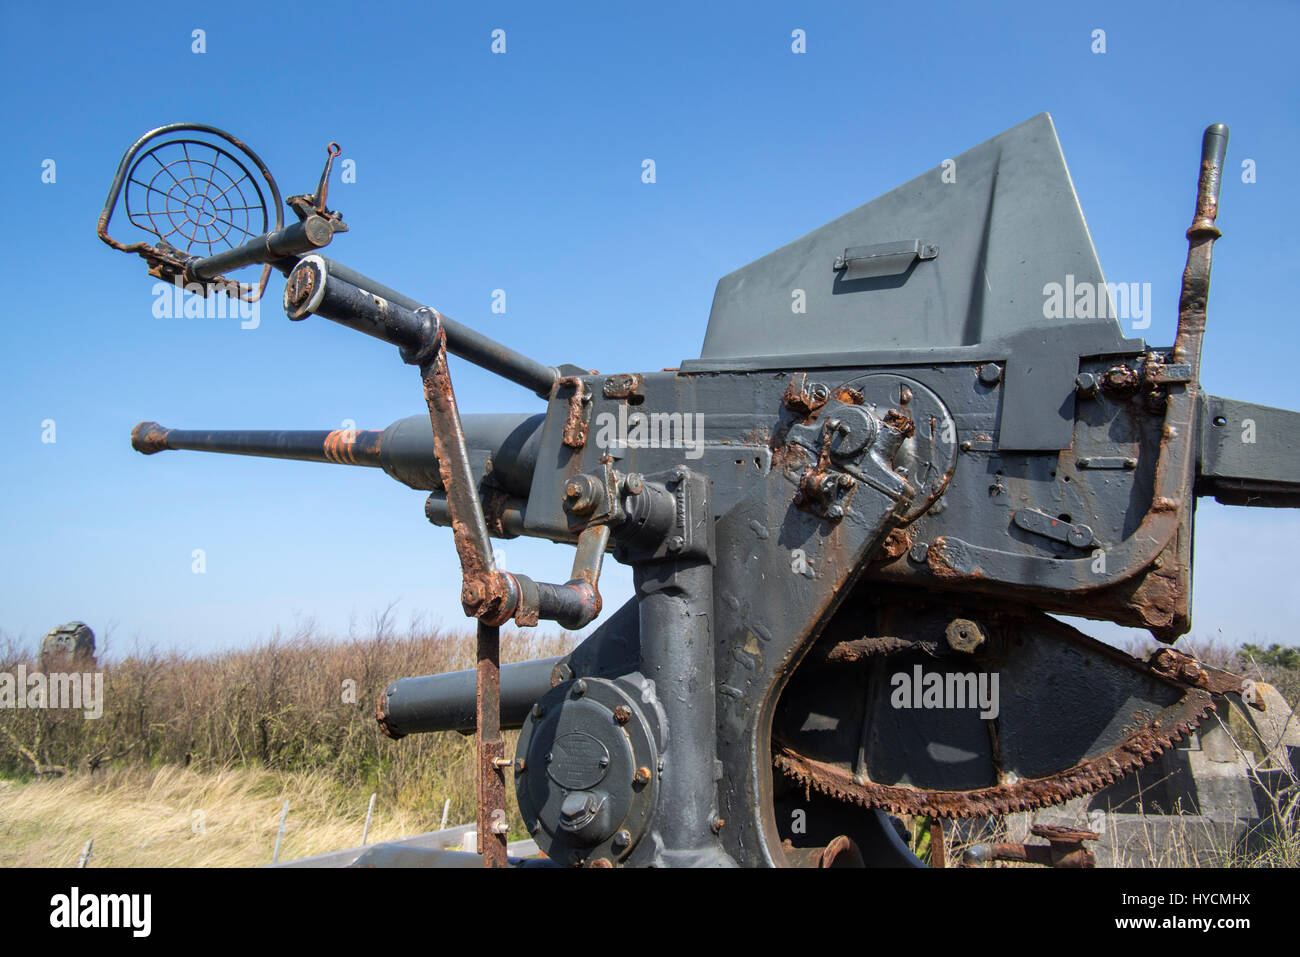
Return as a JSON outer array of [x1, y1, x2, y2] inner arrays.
[[1, 1, 1297, 655]]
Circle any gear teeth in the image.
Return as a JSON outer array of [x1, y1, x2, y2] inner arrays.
[[773, 688, 1215, 819]]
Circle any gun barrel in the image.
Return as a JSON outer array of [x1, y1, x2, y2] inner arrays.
[[131, 412, 545, 496], [131, 421, 379, 464]]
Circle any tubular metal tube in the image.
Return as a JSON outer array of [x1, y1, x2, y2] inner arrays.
[[377, 655, 563, 737], [286, 256, 559, 397], [131, 412, 545, 496], [188, 216, 334, 281]]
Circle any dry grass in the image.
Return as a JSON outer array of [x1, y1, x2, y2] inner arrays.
[[2, 622, 1294, 868], [0, 616, 573, 862], [0, 764, 442, 867]]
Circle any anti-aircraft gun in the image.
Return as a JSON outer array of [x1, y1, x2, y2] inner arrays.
[[98, 115, 1299, 867]]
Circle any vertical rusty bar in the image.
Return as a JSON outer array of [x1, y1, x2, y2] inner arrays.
[[415, 315, 511, 867], [476, 621, 508, 868], [929, 819, 946, 869]]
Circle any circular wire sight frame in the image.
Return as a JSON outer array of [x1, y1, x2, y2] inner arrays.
[[97, 123, 284, 302], [124, 139, 270, 257]]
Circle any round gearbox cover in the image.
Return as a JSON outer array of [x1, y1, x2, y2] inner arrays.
[[516, 676, 659, 866], [836, 372, 958, 522]]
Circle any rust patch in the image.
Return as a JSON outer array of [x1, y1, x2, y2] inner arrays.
[[323, 428, 382, 465], [1102, 364, 1140, 396], [882, 408, 915, 438], [375, 689, 403, 740], [925, 537, 964, 579], [783, 373, 829, 418], [481, 487, 513, 538], [831, 386, 864, 406], [558, 377, 591, 449], [878, 527, 911, 561], [601, 373, 643, 400], [130, 421, 172, 455]]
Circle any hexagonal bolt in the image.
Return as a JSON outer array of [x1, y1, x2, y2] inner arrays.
[[563, 474, 601, 515], [612, 829, 632, 850], [945, 618, 987, 654], [612, 705, 631, 725]]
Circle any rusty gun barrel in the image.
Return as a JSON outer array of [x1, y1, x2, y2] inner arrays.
[[131, 412, 544, 496]]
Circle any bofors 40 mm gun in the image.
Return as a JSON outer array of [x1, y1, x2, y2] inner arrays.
[[98, 115, 1296, 867]]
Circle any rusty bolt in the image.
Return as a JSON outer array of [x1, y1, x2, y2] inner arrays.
[[515, 758, 526, 773], [563, 474, 600, 515], [945, 618, 987, 654], [613, 705, 631, 725], [634, 766, 652, 785], [622, 473, 644, 496], [612, 829, 631, 850], [711, 818, 726, 834]]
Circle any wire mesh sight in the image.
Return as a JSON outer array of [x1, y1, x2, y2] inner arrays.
[[123, 138, 270, 257]]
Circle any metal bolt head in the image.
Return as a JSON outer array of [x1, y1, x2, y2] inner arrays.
[[634, 766, 652, 785], [612, 829, 631, 850], [612, 705, 631, 725], [532, 703, 545, 719], [563, 475, 600, 515], [945, 618, 987, 654], [622, 473, 644, 496], [515, 758, 526, 773], [978, 363, 1003, 386], [1075, 372, 1099, 397], [572, 678, 588, 697], [667, 535, 684, 552], [909, 541, 930, 563]]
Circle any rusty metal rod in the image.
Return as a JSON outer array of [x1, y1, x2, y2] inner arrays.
[[1174, 123, 1228, 383], [476, 621, 508, 868]]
